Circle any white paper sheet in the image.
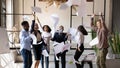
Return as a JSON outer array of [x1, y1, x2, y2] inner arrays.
[[67, 28, 77, 40], [76, 0, 87, 17], [53, 42, 71, 55], [72, 0, 80, 6], [89, 37, 99, 46], [74, 32, 80, 43], [29, 34, 37, 45], [0, 28, 10, 54], [42, 49, 49, 57], [23, 15, 30, 21], [59, 3, 68, 10], [31, 6, 41, 13], [50, 14, 59, 37], [62, 43, 71, 52], [50, 14, 59, 27], [66, 0, 80, 6], [66, 0, 72, 7], [53, 42, 64, 55]]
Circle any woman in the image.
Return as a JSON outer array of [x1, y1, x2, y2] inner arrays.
[[41, 25, 52, 68], [74, 25, 88, 68], [51, 25, 68, 68], [30, 20, 45, 68]]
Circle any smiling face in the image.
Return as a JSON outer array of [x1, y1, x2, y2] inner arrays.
[[34, 23, 39, 30], [96, 20, 102, 29], [43, 26, 49, 32], [58, 25, 64, 33]]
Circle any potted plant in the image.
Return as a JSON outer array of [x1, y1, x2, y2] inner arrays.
[[108, 32, 120, 59]]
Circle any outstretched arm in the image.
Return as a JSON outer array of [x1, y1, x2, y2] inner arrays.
[[32, 13, 43, 32], [90, 14, 97, 32], [99, 12, 107, 30]]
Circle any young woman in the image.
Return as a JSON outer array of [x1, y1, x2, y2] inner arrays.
[[51, 25, 68, 68], [30, 20, 45, 68], [41, 25, 52, 68], [74, 25, 88, 68]]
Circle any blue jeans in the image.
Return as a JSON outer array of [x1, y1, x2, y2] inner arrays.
[[21, 49, 32, 68], [41, 55, 49, 68]]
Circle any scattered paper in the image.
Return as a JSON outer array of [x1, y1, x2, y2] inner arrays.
[[59, 3, 68, 10], [89, 37, 99, 46], [66, 0, 72, 7], [42, 49, 49, 57], [53, 42, 71, 55], [74, 32, 80, 43], [62, 43, 71, 52], [66, 0, 80, 6], [50, 14, 59, 37], [53, 42, 64, 55], [67, 28, 77, 40], [31, 6, 41, 13], [0, 28, 10, 54], [23, 15, 30, 21], [50, 14, 59, 27], [72, 0, 80, 6], [29, 34, 37, 45], [76, 0, 87, 17]]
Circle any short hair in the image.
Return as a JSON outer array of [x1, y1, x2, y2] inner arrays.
[[78, 25, 88, 35], [43, 25, 51, 33], [59, 25, 64, 31], [21, 21, 28, 26]]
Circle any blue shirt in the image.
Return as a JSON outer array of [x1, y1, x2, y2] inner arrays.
[[19, 29, 32, 51]]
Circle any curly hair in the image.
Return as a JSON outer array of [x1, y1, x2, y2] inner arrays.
[[43, 25, 51, 33]]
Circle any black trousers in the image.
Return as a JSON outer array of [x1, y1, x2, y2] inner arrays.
[[54, 51, 67, 68], [74, 44, 84, 68]]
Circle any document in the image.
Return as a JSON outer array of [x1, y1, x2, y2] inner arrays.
[[31, 6, 41, 13], [89, 37, 99, 46], [42, 49, 49, 57]]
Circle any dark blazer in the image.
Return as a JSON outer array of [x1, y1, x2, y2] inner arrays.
[[51, 32, 67, 43]]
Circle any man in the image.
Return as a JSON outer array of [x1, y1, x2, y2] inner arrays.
[[19, 21, 32, 68], [51, 25, 68, 68], [91, 13, 109, 68]]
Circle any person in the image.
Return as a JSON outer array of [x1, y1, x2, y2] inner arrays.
[[90, 13, 109, 68], [19, 21, 32, 68], [41, 25, 52, 68], [51, 25, 68, 68], [74, 25, 88, 68], [34, 16, 52, 68], [30, 20, 45, 68]]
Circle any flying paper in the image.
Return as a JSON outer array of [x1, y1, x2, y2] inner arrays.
[[66, 0, 80, 6], [67, 28, 77, 40], [50, 14, 59, 37], [23, 15, 30, 21], [42, 49, 49, 57], [59, 3, 69, 10], [76, 0, 87, 17], [89, 37, 99, 46], [50, 14, 59, 27], [0, 28, 10, 54], [31, 6, 41, 13], [53, 42, 71, 55]]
